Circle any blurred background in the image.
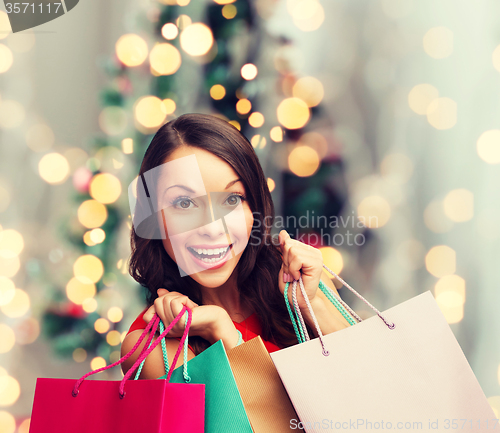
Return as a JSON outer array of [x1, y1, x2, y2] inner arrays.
[[1, 0, 500, 429]]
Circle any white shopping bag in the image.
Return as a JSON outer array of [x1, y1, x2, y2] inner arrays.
[[271, 269, 497, 433]]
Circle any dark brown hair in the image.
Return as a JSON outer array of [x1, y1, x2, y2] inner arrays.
[[129, 113, 308, 354]]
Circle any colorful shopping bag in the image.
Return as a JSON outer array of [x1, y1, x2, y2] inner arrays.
[[226, 336, 304, 432], [155, 338, 253, 433], [271, 265, 497, 433], [29, 306, 205, 433]]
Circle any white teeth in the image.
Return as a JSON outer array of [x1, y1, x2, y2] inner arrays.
[[208, 249, 214, 255], [202, 249, 207, 254], [197, 248, 203, 254]]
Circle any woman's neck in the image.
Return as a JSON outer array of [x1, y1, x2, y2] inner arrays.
[[198, 272, 253, 323]]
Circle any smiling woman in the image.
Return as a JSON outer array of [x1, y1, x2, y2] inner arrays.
[[120, 113, 352, 379]]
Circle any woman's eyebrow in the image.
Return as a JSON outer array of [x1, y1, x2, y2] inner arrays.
[[164, 184, 196, 193], [225, 178, 241, 189]]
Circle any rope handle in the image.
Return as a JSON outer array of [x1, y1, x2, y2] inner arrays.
[[284, 276, 359, 343], [321, 264, 395, 329], [135, 312, 191, 383], [71, 305, 192, 399], [286, 264, 396, 355]]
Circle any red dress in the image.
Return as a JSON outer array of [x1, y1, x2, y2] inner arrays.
[[126, 307, 281, 354]]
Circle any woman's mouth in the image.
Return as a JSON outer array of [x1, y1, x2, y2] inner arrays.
[[187, 244, 233, 270]]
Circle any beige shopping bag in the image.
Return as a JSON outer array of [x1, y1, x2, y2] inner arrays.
[[227, 336, 304, 432], [271, 272, 497, 433]]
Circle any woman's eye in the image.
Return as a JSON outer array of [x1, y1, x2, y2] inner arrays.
[[225, 194, 242, 206], [173, 198, 194, 209]]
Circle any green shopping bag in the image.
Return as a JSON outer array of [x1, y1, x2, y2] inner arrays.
[[136, 315, 253, 433]]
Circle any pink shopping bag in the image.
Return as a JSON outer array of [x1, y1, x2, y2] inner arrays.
[[271, 266, 498, 433], [29, 305, 205, 433]]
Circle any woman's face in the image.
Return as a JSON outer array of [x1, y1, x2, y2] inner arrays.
[[156, 145, 254, 288]]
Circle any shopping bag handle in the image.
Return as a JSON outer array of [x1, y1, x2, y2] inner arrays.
[[134, 312, 192, 383], [288, 264, 395, 356], [71, 305, 191, 399]]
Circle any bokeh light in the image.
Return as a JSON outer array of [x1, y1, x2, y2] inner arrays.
[[0, 277, 15, 306], [82, 297, 98, 313], [423, 27, 453, 59], [288, 145, 320, 177], [116, 34, 148, 67], [89, 173, 122, 204], [277, 97, 310, 129], [248, 112, 265, 128], [356, 196, 391, 228], [435, 274, 466, 301], [106, 330, 122, 346], [288, 0, 325, 32], [74, 254, 104, 284], [18, 418, 30, 433], [267, 178, 275, 192], [0, 411, 15, 433], [108, 306, 123, 323], [0, 324, 15, 353], [236, 98, 252, 115], [426, 97, 457, 129], [38, 153, 70, 184], [241, 63, 258, 80], [162, 99, 176, 114], [425, 245, 456, 277], [408, 83, 439, 115], [180, 23, 213, 56], [66, 277, 96, 305], [91, 228, 106, 243], [270, 126, 283, 142], [250, 135, 266, 148], [150, 43, 182, 75], [161, 23, 179, 40], [176, 14, 192, 29], [298, 131, 328, 159], [0, 256, 20, 278], [292, 76, 324, 107], [443, 189, 473, 222], [78, 200, 108, 229], [134, 96, 167, 129], [1, 289, 30, 318], [73, 348, 87, 363], [477, 130, 500, 164], [0, 374, 20, 406], [222, 4, 237, 19], [0, 229, 24, 259], [0, 44, 13, 73], [122, 138, 133, 154], [90, 357, 106, 370], [424, 200, 454, 233], [319, 247, 344, 274], [94, 318, 110, 334], [210, 84, 226, 100]]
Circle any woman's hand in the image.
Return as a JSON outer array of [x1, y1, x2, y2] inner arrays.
[[278, 229, 324, 310], [143, 289, 240, 349]]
